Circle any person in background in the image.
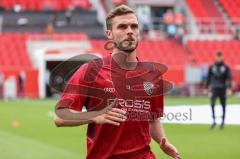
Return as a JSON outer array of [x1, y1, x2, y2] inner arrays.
[[18, 71, 26, 98], [206, 52, 232, 129], [44, 23, 55, 36], [65, 6, 74, 26], [137, 6, 151, 40], [163, 10, 176, 38], [45, 69, 52, 97]]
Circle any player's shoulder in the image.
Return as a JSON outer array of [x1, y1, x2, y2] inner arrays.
[[86, 54, 111, 70], [223, 63, 230, 69], [73, 55, 110, 81], [211, 62, 217, 67], [209, 63, 216, 70]]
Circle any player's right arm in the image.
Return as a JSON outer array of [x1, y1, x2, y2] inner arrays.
[[205, 65, 213, 96], [53, 62, 127, 127], [54, 111, 89, 127], [54, 99, 127, 127], [206, 65, 212, 88]]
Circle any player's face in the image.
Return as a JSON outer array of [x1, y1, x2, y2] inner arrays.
[[107, 13, 139, 53], [216, 55, 222, 62]]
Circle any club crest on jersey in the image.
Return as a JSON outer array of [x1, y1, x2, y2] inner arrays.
[[143, 82, 154, 95], [220, 66, 226, 73]]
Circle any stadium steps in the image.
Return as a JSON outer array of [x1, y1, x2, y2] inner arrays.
[[219, 0, 240, 25], [213, 0, 233, 34], [185, 0, 227, 34], [185, 0, 223, 19]]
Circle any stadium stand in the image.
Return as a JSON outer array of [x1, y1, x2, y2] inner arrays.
[[185, 0, 222, 18], [1, 9, 105, 38], [0, 33, 38, 98], [30, 32, 89, 41], [0, 33, 32, 69], [0, 33, 89, 68], [187, 40, 240, 67], [0, 0, 239, 98], [185, 0, 227, 34], [219, 0, 240, 24], [0, 0, 92, 11], [112, 0, 127, 6], [0, 32, 91, 98]]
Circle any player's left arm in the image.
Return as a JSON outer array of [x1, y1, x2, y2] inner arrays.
[[150, 119, 181, 159], [226, 66, 232, 96]]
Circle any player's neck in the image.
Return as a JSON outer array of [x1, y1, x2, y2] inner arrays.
[[111, 49, 138, 70], [112, 48, 137, 62]]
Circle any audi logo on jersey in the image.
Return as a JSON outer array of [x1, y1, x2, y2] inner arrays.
[[104, 87, 116, 93]]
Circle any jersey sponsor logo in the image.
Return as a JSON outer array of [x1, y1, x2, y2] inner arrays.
[[108, 98, 151, 111]]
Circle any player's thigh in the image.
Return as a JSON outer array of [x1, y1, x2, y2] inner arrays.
[[219, 94, 226, 106], [142, 151, 157, 159], [210, 92, 217, 104]]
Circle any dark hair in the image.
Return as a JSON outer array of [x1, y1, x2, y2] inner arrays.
[[216, 51, 222, 57], [106, 5, 136, 30]]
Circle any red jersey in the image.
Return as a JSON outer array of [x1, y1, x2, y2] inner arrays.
[[58, 54, 164, 159]]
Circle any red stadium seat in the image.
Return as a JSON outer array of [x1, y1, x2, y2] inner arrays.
[[219, 0, 240, 24], [186, 0, 227, 34], [0, 33, 33, 68], [187, 40, 240, 68], [0, 0, 92, 11]]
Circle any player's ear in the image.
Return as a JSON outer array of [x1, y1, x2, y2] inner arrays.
[[106, 30, 113, 40]]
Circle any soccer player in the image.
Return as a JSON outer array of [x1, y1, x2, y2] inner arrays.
[[54, 5, 180, 159], [207, 51, 232, 129]]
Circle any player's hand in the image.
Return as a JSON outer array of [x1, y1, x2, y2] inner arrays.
[[160, 138, 181, 159], [227, 89, 232, 96], [92, 99, 127, 126], [203, 89, 208, 96], [207, 89, 212, 98], [203, 88, 211, 97]]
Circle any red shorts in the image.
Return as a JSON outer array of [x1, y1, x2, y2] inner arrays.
[[109, 146, 157, 159]]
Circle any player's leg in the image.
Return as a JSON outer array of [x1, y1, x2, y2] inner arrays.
[[143, 150, 157, 159], [219, 89, 226, 129], [210, 90, 217, 129]]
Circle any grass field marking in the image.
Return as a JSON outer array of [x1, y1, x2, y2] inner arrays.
[[0, 130, 85, 159]]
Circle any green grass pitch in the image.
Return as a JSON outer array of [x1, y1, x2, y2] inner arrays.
[[0, 97, 240, 159]]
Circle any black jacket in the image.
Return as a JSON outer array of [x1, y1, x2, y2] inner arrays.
[[206, 61, 231, 90]]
